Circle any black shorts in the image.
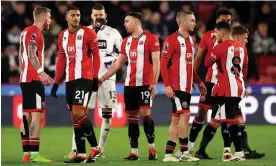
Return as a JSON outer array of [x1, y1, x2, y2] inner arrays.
[[66, 78, 93, 111], [236, 106, 243, 118], [198, 82, 215, 109], [124, 86, 152, 112], [211, 97, 241, 122], [170, 91, 191, 117], [20, 81, 45, 112]]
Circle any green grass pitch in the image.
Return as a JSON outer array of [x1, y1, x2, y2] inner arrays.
[[2, 125, 276, 166]]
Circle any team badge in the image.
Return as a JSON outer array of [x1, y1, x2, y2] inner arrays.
[[200, 95, 206, 101], [31, 33, 37, 39], [139, 40, 144, 45], [182, 102, 188, 108], [77, 35, 82, 40]]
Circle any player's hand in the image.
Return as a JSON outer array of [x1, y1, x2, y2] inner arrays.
[[51, 83, 59, 98], [149, 84, 156, 100], [198, 82, 207, 96], [165, 86, 175, 98], [92, 78, 99, 92], [38, 71, 52, 86], [98, 77, 104, 87], [244, 90, 249, 98], [94, 18, 106, 33]]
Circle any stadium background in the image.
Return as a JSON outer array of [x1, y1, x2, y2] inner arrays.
[[1, 1, 276, 165]]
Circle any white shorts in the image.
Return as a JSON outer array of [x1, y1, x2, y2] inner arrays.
[[88, 80, 117, 109]]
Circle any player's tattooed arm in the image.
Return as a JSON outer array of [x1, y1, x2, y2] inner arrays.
[[28, 44, 41, 70]]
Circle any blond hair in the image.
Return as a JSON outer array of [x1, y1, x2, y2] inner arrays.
[[176, 10, 194, 25], [33, 6, 51, 20]]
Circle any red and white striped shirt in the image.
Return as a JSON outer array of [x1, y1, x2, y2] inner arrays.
[[161, 32, 199, 94], [55, 26, 100, 83], [199, 30, 218, 84], [120, 31, 160, 86], [205, 40, 248, 98], [19, 25, 44, 83]]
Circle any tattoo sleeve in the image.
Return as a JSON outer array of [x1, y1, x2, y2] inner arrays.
[[28, 44, 41, 70], [29, 122, 36, 137]]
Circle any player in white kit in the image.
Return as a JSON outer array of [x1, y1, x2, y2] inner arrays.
[[65, 3, 122, 159]]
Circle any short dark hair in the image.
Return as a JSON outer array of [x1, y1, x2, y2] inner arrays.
[[125, 12, 143, 22], [216, 8, 232, 19], [67, 5, 79, 13], [215, 21, 231, 31], [232, 25, 249, 36], [93, 3, 105, 10]]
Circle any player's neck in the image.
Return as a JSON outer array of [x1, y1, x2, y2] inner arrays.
[[33, 22, 43, 31], [68, 25, 80, 33], [132, 27, 144, 39], [177, 28, 189, 39], [223, 35, 233, 42]]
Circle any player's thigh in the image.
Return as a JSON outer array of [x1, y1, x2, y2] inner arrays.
[[210, 96, 225, 123], [124, 86, 140, 113], [235, 106, 244, 123], [139, 85, 152, 109], [198, 82, 215, 112], [66, 80, 79, 112], [98, 80, 117, 109], [72, 79, 93, 110], [138, 86, 153, 116], [222, 97, 241, 122], [170, 91, 191, 117], [20, 81, 45, 113]]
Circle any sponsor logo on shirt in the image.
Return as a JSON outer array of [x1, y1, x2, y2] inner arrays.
[[98, 40, 107, 49], [31, 33, 36, 39]]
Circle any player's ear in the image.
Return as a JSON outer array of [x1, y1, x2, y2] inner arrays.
[[105, 14, 108, 24], [66, 12, 69, 21], [41, 15, 46, 22]]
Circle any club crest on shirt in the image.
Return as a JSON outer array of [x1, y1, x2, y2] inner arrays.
[[77, 35, 82, 40], [139, 40, 144, 45]]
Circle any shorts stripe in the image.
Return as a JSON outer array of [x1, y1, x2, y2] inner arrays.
[[36, 93, 42, 109], [172, 113, 180, 117], [198, 103, 213, 110], [176, 110, 190, 114], [83, 92, 89, 107], [23, 109, 44, 113], [72, 105, 87, 110], [174, 96, 182, 111]]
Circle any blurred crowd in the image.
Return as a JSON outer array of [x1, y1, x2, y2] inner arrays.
[[2, 1, 276, 84]]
